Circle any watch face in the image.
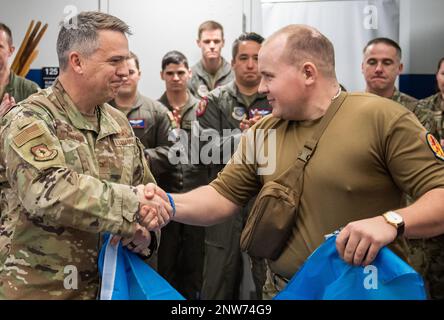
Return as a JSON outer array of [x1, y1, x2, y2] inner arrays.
[[387, 211, 403, 224]]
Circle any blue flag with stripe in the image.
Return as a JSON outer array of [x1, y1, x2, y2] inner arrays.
[[98, 233, 185, 300], [274, 235, 426, 300]]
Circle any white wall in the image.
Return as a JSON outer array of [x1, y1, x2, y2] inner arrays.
[[249, 0, 444, 76], [1, 0, 100, 70], [2, 0, 442, 91], [106, 0, 244, 99], [400, 0, 444, 74]]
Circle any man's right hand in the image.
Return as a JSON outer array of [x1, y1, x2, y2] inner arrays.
[[0, 93, 16, 117], [136, 183, 172, 230]]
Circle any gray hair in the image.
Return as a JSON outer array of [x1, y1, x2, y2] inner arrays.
[[56, 11, 131, 70]]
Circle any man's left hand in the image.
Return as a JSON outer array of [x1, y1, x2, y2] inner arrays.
[[336, 215, 397, 266], [111, 224, 151, 255]]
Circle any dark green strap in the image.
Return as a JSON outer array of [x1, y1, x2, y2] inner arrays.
[[277, 91, 347, 185]]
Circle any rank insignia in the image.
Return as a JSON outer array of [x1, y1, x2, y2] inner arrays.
[[196, 97, 209, 117], [426, 133, 444, 161], [31, 144, 58, 162], [232, 106, 246, 121], [129, 119, 145, 129]]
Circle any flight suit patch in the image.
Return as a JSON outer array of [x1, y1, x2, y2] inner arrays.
[[249, 107, 272, 118], [426, 133, 444, 161], [31, 144, 58, 162], [196, 97, 209, 117], [129, 119, 145, 129], [232, 106, 247, 121]]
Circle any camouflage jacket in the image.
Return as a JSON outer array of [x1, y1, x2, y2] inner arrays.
[[197, 80, 272, 181], [110, 92, 173, 179], [416, 93, 444, 141], [188, 58, 234, 99], [158, 91, 208, 192], [0, 71, 40, 104], [0, 79, 154, 299], [391, 88, 438, 139]]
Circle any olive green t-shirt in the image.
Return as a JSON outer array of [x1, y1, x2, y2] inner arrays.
[[210, 92, 444, 279]]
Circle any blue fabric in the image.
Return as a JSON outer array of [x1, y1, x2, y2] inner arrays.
[[98, 233, 185, 300], [274, 235, 426, 300]]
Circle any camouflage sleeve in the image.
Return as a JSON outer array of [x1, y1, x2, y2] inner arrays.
[[413, 102, 440, 140], [2, 113, 140, 238], [144, 104, 174, 178]]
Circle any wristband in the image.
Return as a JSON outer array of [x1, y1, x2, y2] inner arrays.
[[166, 193, 176, 217]]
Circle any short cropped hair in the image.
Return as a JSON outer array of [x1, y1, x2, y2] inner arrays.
[[129, 51, 140, 71], [197, 20, 224, 40], [266, 24, 336, 78], [161, 50, 189, 71], [56, 11, 131, 70], [437, 57, 444, 73], [363, 37, 402, 60], [232, 32, 264, 60], [0, 22, 13, 46]]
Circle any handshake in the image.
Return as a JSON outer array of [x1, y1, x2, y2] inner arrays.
[[111, 183, 173, 254], [136, 182, 174, 231]]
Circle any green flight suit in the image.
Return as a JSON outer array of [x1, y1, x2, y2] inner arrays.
[[188, 58, 234, 99], [198, 80, 272, 299], [156, 91, 208, 300]]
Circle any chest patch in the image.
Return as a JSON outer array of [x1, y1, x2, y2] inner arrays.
[[249, 107, 272, 118], [129, 119, 145, 129], [232, 107, 247, 121]]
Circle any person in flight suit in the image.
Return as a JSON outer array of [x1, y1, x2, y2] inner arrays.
[[197, 32, 271, 300], [188, 20, 234, 99], [109, 51, 173, 183], [156, 50, 208, 299]]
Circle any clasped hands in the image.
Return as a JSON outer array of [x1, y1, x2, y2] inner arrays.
[[111, 183, 172, 253]]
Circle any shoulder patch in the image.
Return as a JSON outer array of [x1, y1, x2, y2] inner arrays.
[[31, 144, 58, 161], [426, 133, 444, 161], [196, 97, 209, 117], [13, 123, 46, 147]]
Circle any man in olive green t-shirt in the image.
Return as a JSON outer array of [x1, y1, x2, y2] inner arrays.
[[144, 25, 444, 299]]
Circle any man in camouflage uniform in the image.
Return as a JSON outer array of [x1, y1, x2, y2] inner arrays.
[[0, 22, 39, 117], [412, 57, 444, 300], [156, 51, 208, 299], [362, 38, 439, 298], [0, 12, 171, 299], [362, 37, 437, 137], [197, 33, 270, 300], [188, 21, 234, 99]]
